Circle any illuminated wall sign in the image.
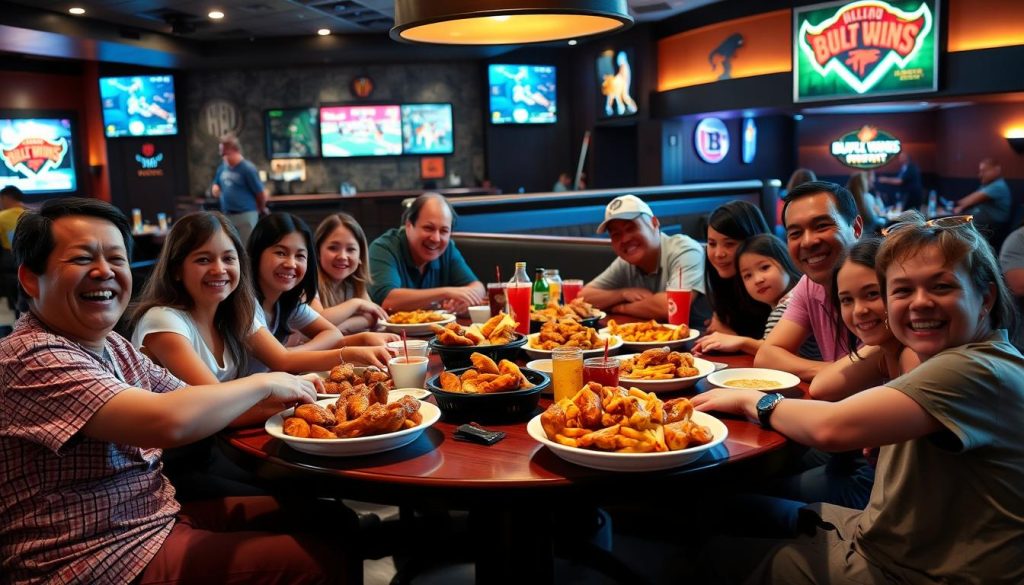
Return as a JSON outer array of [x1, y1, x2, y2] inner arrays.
[[830, 125, 901, 169], [135, 142, 164, 177], [741, 118, 757, 164], [794, 0, 938, 102], [694, 117, 729, 164]]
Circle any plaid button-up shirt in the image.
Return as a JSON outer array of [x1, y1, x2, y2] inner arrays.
[[0, 313, 184, 584]]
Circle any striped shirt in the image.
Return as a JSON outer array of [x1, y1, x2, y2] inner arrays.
[[0, 313, 184, 584], [766, 290, 822, 360]]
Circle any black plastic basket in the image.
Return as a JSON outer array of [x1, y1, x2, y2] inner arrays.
[[426, 367, 550, 422], [428, 333, 528, 369]]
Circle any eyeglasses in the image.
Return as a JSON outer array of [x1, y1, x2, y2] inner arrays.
[[881, 215, 974, 237]]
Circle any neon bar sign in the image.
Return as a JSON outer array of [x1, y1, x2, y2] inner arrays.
[[830, 125, 901, 169]]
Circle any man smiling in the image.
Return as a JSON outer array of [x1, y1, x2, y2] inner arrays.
[[755, 181, 863, 381], [369, 193, 484, 313], [581, 194, 706, 321]]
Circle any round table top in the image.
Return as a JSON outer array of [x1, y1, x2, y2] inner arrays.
[[220, 351, 794, 501]]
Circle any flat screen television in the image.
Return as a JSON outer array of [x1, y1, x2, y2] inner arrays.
[[99, 74, 179, 137], [487, 64, 557, 124], [596, 49, 638, 118], [320, 105, 403, 157], [401, 103, 454, 155], [0, 113, 79, 195], [265, 107, 321, 159]]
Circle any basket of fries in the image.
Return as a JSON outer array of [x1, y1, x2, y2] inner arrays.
[[428, 312, 528, 369], [426, 353, 550, 421]]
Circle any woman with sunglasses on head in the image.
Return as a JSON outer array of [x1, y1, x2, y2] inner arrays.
[[308, 213, 389, 334], [245, 213, 393, 374], [693, 212, 1023, 583]]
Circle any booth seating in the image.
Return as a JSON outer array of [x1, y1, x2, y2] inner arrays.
[[454, 232, 618, 284]]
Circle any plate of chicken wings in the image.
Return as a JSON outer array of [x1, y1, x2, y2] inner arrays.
[[265, 389, 441, 457]]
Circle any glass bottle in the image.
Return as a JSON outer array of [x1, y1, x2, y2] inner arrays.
[[544, 268, 563, 305], [507, 262, 531, 335], [532, 267, 550, 310]]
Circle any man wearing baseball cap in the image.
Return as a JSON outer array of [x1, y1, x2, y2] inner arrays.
[[581, 194, 707, 321]]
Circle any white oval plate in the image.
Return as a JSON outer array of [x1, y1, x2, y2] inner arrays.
[[266, 394, 440, 457], [522, 334, 623, 360], [598, 325, 699, 351], [705, 368, 801, 392], [382, 312, 456, 336], [617, 354, 716, 393], [527, 410, 728, 472]]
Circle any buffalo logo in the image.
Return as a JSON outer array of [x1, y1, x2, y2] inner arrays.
[[831, 125, 901, 169], [609, 198, 624, 211], [709, 33, 744, 81], [135, 143, 164, 175], [694, 118, 729, 164], [798, 0, 932, 94], [1, 137, 68, 177], [351, 76, 374, 99]]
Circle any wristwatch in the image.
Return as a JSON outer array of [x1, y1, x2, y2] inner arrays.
[[756, 392, 785, 429]]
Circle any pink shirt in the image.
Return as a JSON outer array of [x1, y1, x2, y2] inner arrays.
[[0, 313, 184, 584], [780, 275, 845, 362]]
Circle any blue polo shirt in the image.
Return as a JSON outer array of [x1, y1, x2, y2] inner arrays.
[[368, 227, 479, 304], [213, 159, 263, 214]]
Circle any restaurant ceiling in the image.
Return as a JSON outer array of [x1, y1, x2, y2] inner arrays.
[[4, 0, 723, 41]]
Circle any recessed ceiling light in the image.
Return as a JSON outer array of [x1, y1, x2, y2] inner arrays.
[[568, 39, 578, 46], [68, 7, 85, 15], [317, 28, 330, 36], [209, 10, 225, 20]]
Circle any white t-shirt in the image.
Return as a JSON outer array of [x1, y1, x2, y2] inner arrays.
[[131, 306, 239, 382], [245, 301, 321, 375]]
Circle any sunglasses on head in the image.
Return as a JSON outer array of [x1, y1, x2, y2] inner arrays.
[[881, 214, 974, 237]]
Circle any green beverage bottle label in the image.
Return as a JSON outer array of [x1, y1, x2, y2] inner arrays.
[[532, 268, 549, 309]]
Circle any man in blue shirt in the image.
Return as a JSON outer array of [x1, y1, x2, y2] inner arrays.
[[369, 193, 484, 313], [955, 157, 1013, 243], [878, 152, 923, 210], [210, 134, 267, 243]]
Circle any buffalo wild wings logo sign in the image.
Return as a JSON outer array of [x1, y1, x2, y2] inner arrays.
[[135, 142, 164, 177], [694, 118, 729, 164], [1, 136, 68, 177], [794, 0, 937, 102], [831, 125, 901, 169]]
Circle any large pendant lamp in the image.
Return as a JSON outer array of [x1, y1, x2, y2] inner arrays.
[[390, 0, 633, 45]]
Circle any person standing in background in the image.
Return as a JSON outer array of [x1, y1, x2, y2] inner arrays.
[[0, 186, 26, 313], [955, 158, 1012, 246], [552, 172, 573, 192], [210, 133, 267, 244], [877, 152, 923, 210]]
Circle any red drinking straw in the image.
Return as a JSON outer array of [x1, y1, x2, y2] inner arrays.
[[678, 267, 683, 288], [496, 265, 501, 283], [401, 330, 409, 362], [603, 337, 610, 362]]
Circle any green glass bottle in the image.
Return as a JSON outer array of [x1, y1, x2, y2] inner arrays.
[[532, 267, 550, 309]]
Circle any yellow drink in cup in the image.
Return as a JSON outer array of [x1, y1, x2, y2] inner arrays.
[[552, 347, 583, 401]]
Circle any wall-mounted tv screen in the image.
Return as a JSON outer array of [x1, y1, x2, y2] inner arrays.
[[488, 64, 557, 125], [401, 104, 454, 155], [265, 107, 320, 159], [320, 105, 402, 157], [596, 49, 638, 118], [99, 75, 178, 137], [0, 115, 78, 194], [793, 0, 938, 102]]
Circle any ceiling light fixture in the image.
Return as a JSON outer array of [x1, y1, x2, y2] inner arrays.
[[318, 28, 331, 36], [68, 7, 85, 15], [390, 0, 632, 45], [209, 10, 225, 20]]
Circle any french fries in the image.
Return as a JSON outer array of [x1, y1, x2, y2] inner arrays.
[[607, 319, 689, 342], [619, 348, 699, 380], [389, 310, 446, 324]]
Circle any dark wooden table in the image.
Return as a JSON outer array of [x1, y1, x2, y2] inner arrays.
[[219, 348, 796, 584]]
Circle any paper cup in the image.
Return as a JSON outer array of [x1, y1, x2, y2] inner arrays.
[[667, 288, 692, 326], [386, 339, 429, 358], [388, 356, 429, 389], [468, 305, 492, 324]]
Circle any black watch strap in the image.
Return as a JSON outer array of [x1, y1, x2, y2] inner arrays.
[[757, 392, 784, 429]]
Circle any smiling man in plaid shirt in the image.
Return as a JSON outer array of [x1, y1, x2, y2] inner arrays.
[[0, 198, 350, 584]]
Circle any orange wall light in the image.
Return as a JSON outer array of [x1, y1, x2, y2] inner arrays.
[[658, 10, 791, 92], [948, 0, 1024, 52]]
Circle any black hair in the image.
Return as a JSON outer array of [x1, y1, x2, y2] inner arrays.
[[735, 234, 803, 299], [0, 185, 25, 202], [15, 197, 133, 275], [704, 201, 772, 338], [401, 193, 457, 227], [248, 212, 317, 341], [830, 237, 884, 360], [781, 180, 860, 228]]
